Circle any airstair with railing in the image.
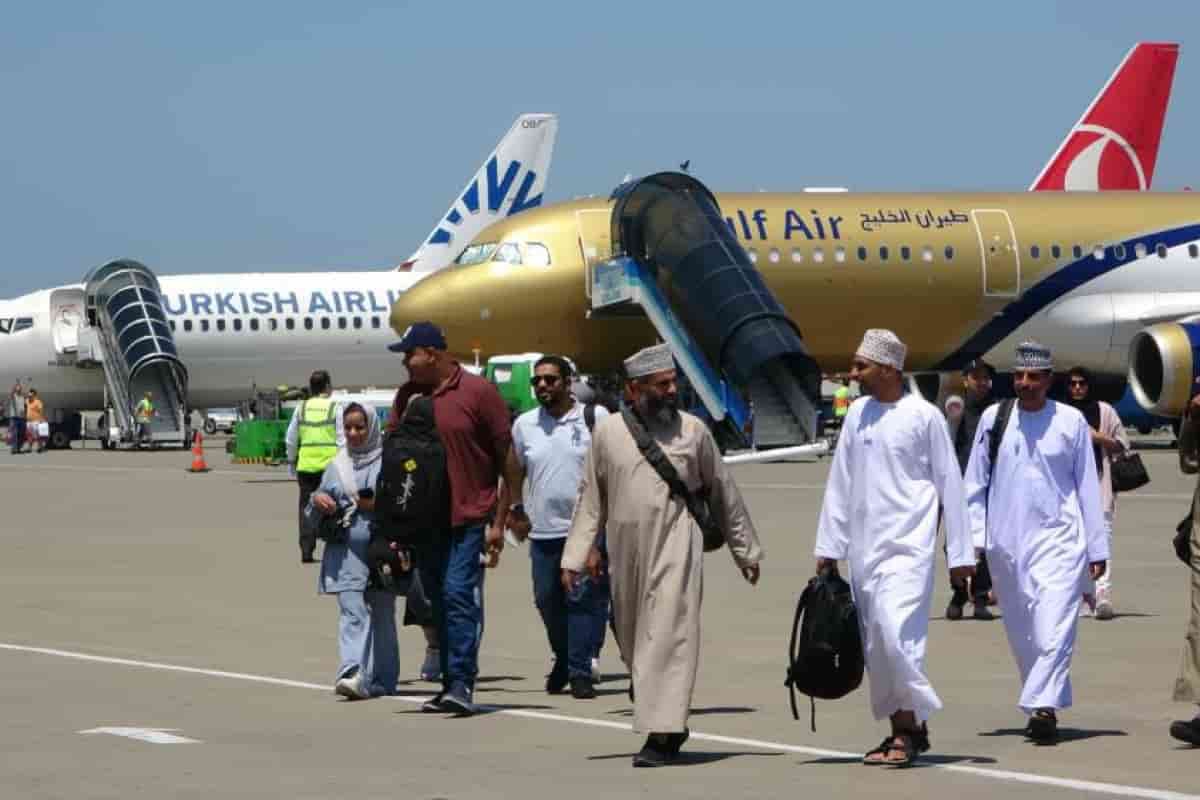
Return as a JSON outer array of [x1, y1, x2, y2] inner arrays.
[[585, 172, 825, 457], [78, 260, 190, 449]]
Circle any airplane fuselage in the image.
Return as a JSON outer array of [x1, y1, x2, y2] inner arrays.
[[387, 192, 1200, 377]]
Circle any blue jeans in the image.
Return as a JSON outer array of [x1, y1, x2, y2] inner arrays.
[[9, 417, 25, 454], [530, 537, 609, 680], [418, 523, 485, 693]]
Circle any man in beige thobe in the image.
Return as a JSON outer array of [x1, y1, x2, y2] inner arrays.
[[561, 344, 763, 767]]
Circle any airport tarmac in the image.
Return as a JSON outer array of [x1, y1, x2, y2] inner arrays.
[[0, 437, 1197, 799]]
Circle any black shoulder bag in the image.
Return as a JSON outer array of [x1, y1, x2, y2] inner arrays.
[[1111, 451, 1150, 493], [621, 408, 725, 552]]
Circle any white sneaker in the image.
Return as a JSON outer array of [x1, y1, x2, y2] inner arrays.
[[335, 671, 369, 700], [591, 657, 602, 683], [1095, 587, 1114, 620]]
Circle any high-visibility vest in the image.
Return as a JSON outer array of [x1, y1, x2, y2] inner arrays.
[[297, 396, 338, 474], [833, 386, 851, 418]]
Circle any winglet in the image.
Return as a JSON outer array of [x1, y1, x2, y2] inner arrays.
[[1031, 42, 1179, 191]]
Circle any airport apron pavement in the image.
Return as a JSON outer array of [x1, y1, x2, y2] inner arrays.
[[0, 439, 1196, 799]]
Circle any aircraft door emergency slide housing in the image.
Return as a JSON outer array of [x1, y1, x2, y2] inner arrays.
[[77, 260, 190, 449], [591, 171, 823, 451]]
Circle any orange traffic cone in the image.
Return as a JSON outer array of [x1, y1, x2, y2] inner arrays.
[[188, 431, 211, 473]]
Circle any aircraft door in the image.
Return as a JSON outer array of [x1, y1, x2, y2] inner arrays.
[[972, 209, 1021, 297], [576, 208, 612, 301], [49, 287, 85, 355]]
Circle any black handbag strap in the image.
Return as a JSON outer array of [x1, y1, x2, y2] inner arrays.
[[987, 398, 1015, 487], [621, 408, 711, 529]]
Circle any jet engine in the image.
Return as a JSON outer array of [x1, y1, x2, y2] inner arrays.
[[1127, 321, 1200, 416]]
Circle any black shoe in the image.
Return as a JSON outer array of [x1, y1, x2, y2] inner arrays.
[[1027, 710, 1058, 744], [946, 587, 968, 620], [546, 667, 569, 695], [1169, 717, 1200, 745], [301, 554, 317, 564], [632, 734, 676, 767], [421, 693, 448, 713], [666, 728, 690, 755], [972, 604, 995, 621], [628, 682, 635, 702], [570, 677, 596, 699], [441, 683, 476, 717]]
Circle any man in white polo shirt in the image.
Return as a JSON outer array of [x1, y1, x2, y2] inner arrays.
[[501, 354, 609, 699]]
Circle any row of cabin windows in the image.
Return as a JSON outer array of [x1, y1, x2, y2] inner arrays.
[[748, 242, 1200, 266], [167, 315, 385, 334], [748, 245, 956, 264]]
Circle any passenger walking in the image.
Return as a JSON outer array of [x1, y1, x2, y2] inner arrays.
[[1065, 366, 1128, 620], [1170, 392, 1200, 746], [386, 322, 512, 717], [965, 342, 1108, 744], [286, 371, 345, 564], [1070, 367, 1132, 623], [6, 382, 27, 455], [306, 402, 398, 699], [500, 355, 609, 700], [561, 343, 762, 767], [945, 359, 997, 621], [815, 330, 974, 766], [25, 389, 47, 453]]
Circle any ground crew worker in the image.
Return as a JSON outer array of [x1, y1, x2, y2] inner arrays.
[[833, 377, 852, 422], [135, 391, 156, 446], [286, 370, 345, 563]]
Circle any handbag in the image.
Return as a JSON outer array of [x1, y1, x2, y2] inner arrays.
[[1111, 451, 1150, 493], [620, 408, 725, 552], [1176, 514, 1194, 567]]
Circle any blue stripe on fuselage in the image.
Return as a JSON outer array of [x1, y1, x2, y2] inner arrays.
[[933, 223, 1200, 370]]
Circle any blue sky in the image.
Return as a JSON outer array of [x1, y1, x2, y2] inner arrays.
[[2, 1, 1197, 296]]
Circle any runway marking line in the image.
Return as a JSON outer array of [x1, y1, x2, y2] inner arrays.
[[1, 642, 1195, 800]]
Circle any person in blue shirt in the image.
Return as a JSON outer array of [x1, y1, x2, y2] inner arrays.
[[306, 402, 399, 700], [501, 355, 609, 699]]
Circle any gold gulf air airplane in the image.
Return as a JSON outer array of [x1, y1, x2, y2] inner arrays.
[[390, 43, 1197, 417]]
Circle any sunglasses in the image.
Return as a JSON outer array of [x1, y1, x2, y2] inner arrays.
[[530, 375, 563, 386]]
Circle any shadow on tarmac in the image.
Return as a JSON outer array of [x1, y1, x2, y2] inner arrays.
[[979, 726, 1127, 744], [589, 750, 784, 765]]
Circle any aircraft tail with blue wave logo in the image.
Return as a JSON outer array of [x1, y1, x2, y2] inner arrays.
[[397, 113, 558, 272]]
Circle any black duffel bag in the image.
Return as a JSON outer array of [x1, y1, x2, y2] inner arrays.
[[1111, 451, 1150, 493]]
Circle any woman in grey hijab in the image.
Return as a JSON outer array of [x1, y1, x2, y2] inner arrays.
[[306, 402, 398, 699]]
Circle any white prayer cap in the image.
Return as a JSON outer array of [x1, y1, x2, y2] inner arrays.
[[624, 343, 675, 379], [854, 329, 906, 371], [1014, 340, 1053, 371], [944, 394, 964, 410]]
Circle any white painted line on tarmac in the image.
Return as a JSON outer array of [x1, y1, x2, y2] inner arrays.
[[79, 726, 200, 744], [2, 642, 1195, 800]]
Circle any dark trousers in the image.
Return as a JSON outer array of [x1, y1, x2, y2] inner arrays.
[[417, 523, 486, 693], [530, 537, 609, 680], [296, 471, 323, 559], [950, 552, 993, 602], [9, 417, 25, 454]]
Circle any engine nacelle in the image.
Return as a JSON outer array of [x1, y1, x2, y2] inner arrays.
[[1128, 322, 1200, 416]]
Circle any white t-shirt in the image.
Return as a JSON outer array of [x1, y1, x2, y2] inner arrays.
[[511, 401, 608, 539]]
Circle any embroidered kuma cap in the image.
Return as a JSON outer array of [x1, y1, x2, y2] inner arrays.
[[854, 329, 906, 371], [624, 343, 675, 379], [1014, 340, 1053, 371]]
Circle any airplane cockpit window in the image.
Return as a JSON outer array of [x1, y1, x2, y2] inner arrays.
[[455, 243, 498, 266], [12, 317, 33, 333], [525, 242, 552, 267], [495, 242, 521, 264]]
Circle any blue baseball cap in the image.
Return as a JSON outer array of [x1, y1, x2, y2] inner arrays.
[[387, 321, 447, 353]]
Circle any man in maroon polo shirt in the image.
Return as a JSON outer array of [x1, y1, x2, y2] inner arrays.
[[386, 321, 511, 716]]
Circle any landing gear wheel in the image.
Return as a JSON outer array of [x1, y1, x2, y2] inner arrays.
[[50, 430, 70, 450], [203, 418, 217, 435]]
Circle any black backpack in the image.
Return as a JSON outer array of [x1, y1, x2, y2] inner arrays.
[[785, 568, 864, 731], [373, 396, 449, 544]]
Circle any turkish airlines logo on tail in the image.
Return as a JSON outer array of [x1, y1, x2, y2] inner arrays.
[[1053, 125, 1147, 190], [427, 157, 543, 246]]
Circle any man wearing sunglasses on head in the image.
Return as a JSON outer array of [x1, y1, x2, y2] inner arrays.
[[500, 355, 610, 700]]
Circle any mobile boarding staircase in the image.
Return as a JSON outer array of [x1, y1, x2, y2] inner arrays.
[[76, 260, 190, 449], [587, 172, 827, 461]]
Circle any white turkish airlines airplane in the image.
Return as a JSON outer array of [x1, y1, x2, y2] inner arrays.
[[0, 113, 558, 410]]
